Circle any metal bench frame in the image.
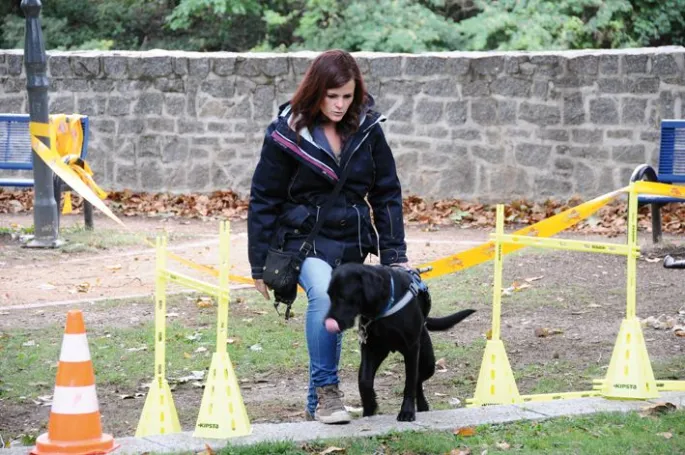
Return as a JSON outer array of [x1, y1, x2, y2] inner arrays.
[[630, 119, 685, 243]]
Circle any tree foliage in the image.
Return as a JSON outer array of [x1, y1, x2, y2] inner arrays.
[[1, 0, 683, 52], [455, 0, 685, 50]]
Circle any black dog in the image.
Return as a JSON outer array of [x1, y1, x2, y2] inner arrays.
[[325, 263, 475, 422]]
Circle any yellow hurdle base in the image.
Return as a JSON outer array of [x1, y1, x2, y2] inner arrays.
[[592, 318, 660, 400], [136, 377, 181, 437], [467, 339, 522, 407], [521, 390, 601, 403], [656, 381, 685, 392], [193, 352, 252, 439]]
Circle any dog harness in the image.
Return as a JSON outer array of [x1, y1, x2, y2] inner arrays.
[[357, 268, 428, 344]]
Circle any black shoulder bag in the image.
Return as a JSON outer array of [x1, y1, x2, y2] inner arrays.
[[262, 160, 352, 319]]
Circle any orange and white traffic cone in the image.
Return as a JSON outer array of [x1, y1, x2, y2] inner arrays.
[[32, 310, 118, 455]]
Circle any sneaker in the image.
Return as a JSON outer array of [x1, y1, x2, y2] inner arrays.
[[314, 384, 351, 424]]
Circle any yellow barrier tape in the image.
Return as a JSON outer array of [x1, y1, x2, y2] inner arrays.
[[29, 122, 50, 137], [633, 180, 685, 199], [30, 128, 255, 286], [418, 187, 628, 280], [34, 120, 674, 291]]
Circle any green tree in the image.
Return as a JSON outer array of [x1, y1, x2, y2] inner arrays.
[[260, 0, 461, 52], [455, 0, 685, 51]]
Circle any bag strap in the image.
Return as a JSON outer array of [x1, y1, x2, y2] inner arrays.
[[297, 157, 354, 258]]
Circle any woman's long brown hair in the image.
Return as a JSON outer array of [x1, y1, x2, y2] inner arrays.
[[290, 49, 367, 140]]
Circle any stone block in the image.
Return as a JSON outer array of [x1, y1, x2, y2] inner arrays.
[[622, 55, 649, 74], [415, 100, 443, 124], [515, 143, 552, 166], [490, 77, 531, 97], [404, 56, 446, 76], [571, 129, 603, 144], [472, 145, 503, 163], [612, 145, 646, 163], [589, 98, 619, 124], [134, 93, 164, 115], [519, 101, 561, 126], [621, 98, 647, 124], [370, 57, 402, 78]]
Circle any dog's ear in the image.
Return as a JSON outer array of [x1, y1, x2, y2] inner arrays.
[[360, 267, 389, 307]]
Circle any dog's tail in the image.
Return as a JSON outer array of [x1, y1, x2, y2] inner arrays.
[[425, 309, 476, 331]]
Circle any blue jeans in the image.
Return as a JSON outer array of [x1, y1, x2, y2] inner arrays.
[[298, 257, 343, 415]]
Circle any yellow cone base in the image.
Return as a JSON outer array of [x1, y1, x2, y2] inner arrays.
[[135, 378, 181, 437], [193, 352, 251, 439], [593, 318, 659, 400], [62, 191, 73, 214], [521, 390, 601, 403], [656, 380, 685, 392], [467, 340, 522, 407]]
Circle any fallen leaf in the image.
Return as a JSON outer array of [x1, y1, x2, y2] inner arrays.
[[535, 328, 563, 338], [640, 402, 677, 417], [22, 340, 36, 347], [454, 426, 476, 437], [449, 449, 471, 455], [196, 297, 214, 308], [436, 358, 448, 371], [524, 276, 544, 282], [195, 443, 215, 455], [485, 329, 492, 340], [127, 346, 147, 352], [319, 447, 345, 454], [645, 257, 661, 263], [496, 442, 511, 450], [657, 432, 673, 439], [76, 282, 91, 293], [106, 264, 122, 270], [183, 352, 192, 359], [195, 347, 208, 353]]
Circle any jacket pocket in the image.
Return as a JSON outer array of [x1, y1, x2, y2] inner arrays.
[[280, 204, 312, 229]]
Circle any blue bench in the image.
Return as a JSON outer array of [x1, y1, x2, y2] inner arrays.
[[630, 119, 685, 243], [0, 114, 93, 228]]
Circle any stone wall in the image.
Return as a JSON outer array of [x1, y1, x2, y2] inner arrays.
[[1, 47, 684, 201]]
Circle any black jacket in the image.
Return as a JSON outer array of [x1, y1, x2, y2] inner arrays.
[[247, 100, 407, 279]]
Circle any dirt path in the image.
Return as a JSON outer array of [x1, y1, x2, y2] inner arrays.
[[0, 213, 501, 309]]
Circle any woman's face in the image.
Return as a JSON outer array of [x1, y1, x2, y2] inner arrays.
[[320, 79, 355, 123]]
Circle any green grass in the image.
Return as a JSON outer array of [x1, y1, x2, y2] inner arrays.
[[205, 410, 685, 455], [0, 222, 196, 253], [60, 225, 194, 252]]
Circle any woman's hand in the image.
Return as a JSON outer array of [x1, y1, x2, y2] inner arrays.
[[254, 279, 271, 300]]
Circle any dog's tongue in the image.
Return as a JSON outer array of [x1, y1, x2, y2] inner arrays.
[[324, 318, 340, 333]]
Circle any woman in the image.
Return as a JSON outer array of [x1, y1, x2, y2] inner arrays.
[[247, 49, 408, 424]]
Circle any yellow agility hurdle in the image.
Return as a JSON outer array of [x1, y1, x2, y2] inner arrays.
[[136, 221, 251, 439], [468, 181, 685, 407]]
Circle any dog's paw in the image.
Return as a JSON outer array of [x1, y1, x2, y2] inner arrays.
[[396, 409, 416, 422]]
